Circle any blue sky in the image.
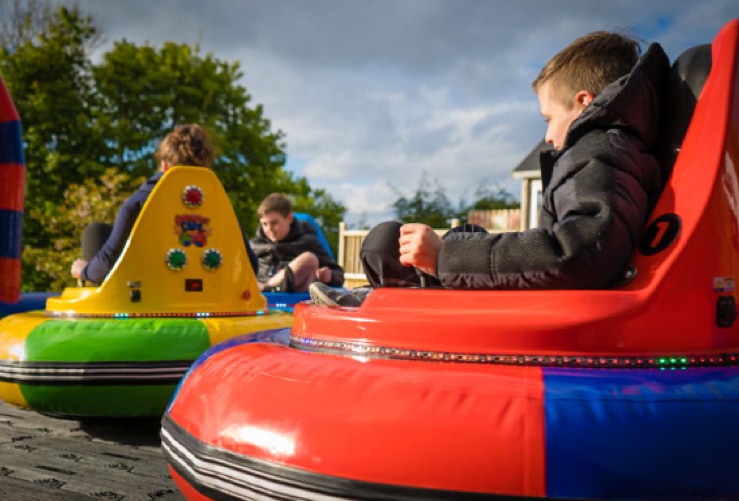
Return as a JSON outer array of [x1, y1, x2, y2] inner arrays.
[[56, 0, 739, 227]]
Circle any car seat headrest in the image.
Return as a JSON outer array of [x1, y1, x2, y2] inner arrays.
[[658, 44, 712, 181]]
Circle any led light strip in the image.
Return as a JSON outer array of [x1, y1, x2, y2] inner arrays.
[[45, 310, 269, 319], [290, 335, 739, 369]]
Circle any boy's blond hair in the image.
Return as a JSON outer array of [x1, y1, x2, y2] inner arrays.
[[532, 31, 640, 107], [155, 123, 215, 167], [258, 193, 293, 218]]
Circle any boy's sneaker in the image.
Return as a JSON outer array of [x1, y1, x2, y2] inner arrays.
[[309, 282, 370, 307]]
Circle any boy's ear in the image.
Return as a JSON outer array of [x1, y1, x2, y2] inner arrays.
[[287, 213, 294, 224], [575, 90, 595, 109]]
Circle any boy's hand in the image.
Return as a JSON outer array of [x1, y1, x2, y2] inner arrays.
[[316, 266, 332, 283], [71, 259, 87, 279], [398, 223, 442, 277]]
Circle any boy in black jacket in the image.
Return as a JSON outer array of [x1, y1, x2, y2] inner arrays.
[[251, 193, 344, 292], [311, 30, 667, 306]]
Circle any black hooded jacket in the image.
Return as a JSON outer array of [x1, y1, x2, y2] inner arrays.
[[251, 218, 344, 286], [437, 43, 669, 289]]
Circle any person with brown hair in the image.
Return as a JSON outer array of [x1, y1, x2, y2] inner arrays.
[[71, 124, 257, 284], [311, 30, 668, 306], [251, 193, 343, 292]]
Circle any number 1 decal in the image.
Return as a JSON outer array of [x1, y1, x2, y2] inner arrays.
[[638, 213, 681, 256]]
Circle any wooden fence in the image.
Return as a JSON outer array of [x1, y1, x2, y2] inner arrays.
[[466, 209, 520, 231], [337, 209, 520, 288]]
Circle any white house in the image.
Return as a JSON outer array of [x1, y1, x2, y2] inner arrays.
[[511, 139, 551, 230]]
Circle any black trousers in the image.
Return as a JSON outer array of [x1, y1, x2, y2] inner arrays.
[[359, 221, 487, 288]]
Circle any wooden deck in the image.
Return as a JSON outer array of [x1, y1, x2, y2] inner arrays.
[[0, 401, 184, 500]]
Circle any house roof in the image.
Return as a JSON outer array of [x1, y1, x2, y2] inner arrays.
[[511, 139, 551, 178]]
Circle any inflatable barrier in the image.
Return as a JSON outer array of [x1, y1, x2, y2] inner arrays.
[[0, 72, 25, 304]]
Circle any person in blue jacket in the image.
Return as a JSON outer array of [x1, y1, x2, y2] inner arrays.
[[71, 124, 258, 284]]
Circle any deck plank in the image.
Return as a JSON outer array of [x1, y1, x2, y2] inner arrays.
[[0, 401, 184, 500]]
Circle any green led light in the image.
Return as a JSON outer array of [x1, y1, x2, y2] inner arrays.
[[202, 248, 222, 270], [166, 248, 187, 271]]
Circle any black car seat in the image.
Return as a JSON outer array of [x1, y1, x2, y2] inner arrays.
[[658, 44, 712, 183]]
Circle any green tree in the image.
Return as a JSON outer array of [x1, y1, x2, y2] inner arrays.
[[1, 2, 345, 291], [22, 169, 143, 291], [468, 179, 519, 211], [390, 171, 455, 228], [92, 39, 345, 246], [91, 39, 295, 231], [390, 173, 520, 228], [0, 4, 107, 291]]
